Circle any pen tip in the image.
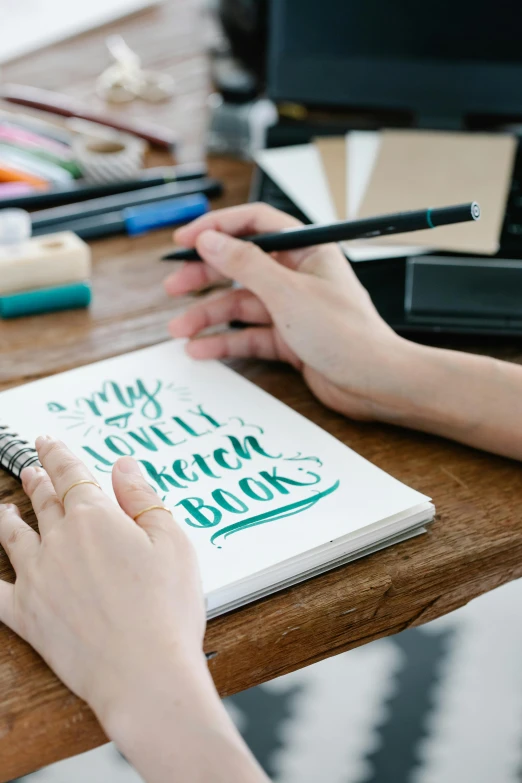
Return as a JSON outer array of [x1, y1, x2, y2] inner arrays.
[[471, 202, 481, 220]]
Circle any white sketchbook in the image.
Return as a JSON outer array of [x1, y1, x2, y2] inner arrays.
[[0, 341, 434, 617]]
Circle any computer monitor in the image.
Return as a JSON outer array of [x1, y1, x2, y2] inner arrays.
[[267, 0, 522, 125]]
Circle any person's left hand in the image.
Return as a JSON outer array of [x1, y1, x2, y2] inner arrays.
[[0, 437, 207, 727]]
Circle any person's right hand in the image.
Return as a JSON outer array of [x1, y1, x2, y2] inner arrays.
[[164, 203, 410, 421]]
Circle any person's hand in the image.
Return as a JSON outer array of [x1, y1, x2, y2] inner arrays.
[[164, 203, 410, 421], [0, 437, 206, 727]]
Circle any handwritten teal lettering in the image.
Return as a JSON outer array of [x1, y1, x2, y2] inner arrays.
[[141, 461, 187, 491], [259, 468, 321, 495], [176, 497, 222, 528]]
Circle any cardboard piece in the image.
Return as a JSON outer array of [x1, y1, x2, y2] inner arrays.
[[315, 137, 347, 220], [357, 130, 517, 255]]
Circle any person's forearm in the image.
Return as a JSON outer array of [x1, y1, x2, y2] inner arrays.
[[100, 652, 269, 783], [371, 338, 522, 460]]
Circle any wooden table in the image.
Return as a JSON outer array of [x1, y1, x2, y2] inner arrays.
[[1, 2, 522, 779]]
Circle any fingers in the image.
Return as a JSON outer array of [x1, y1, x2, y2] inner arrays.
[[0, 504, 40, 573], [169, 288, 271, 339], [164, 205, 303, 299], [35, 436, 103, 509], [186, 327, 299, 366], [193, 230, 294, 304], [174, 202, 302, 248], [112, 458, 174, 541], [0, 579, 16, 632], [163, 261, 225, 297], [21, 465, 64, 535]]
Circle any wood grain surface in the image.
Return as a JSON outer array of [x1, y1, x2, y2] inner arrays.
[[1, 1, 522, 778]]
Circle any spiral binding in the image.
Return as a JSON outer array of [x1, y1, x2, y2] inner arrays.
[[0, 422, 40, 479]]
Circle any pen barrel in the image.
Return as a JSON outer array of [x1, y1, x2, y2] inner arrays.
[[252, 203, 480, 252]]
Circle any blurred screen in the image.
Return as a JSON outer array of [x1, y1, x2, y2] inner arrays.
[[281, 0, 522, 64]]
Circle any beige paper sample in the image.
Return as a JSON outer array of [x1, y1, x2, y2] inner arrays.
[[358, 130, 517, 255], [315, 136, 347, 220]]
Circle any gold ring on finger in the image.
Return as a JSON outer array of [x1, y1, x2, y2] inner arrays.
[[133, 505, 173, 522], [61, 480, 102, 504]]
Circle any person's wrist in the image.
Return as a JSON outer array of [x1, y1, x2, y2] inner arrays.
[[90, 641, 211, 744], [340, 329, 440, 426], [364, 335, 465, 434]]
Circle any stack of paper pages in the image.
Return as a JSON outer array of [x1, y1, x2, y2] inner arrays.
[[255, 130, 516, 261], [0, 341, 435, 617]]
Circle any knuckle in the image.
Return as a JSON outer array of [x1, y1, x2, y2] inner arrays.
[[232, 240, 260, 266], [38, 437, 63, 462], [7, 526, 27, 549], [24, 468, 47, 496], [123, 478, 152, 502], [53, 456, 81, 482], [37, 494, 60, 515], [73, 501, 96, 519]]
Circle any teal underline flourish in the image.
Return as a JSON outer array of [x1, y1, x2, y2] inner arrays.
[[426, 209, 434, 229], [210, 480, 341, 546]]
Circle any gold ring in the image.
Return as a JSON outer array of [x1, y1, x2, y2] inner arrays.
[[62, 479, 102, 504], [133, 504, 173, 522]]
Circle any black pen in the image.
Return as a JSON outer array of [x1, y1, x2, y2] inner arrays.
[[161, 202, 481, 261]]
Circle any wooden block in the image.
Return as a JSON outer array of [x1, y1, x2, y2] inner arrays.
[[0, 231, 91, 295]]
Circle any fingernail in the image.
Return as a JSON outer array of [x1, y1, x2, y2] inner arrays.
[[21, 466, 35, 483], [198, 230, 227, 255], [35, 435, 53, 449], [116, 457, 141, 475]]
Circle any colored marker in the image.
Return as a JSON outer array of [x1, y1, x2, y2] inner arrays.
[[30, 176, 222, 230], [31, 193, 211, 241], [0, 162, 49, 189], [0, 162, 208, 209]]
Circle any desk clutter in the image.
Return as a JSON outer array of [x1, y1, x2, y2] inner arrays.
[[0, 209, 92, 319], [255, 130, 517, 261], [0, 87, 224, 318]]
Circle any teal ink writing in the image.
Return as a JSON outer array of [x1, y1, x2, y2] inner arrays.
[[227, 435, 281, 461], [187, 404, 225, 429], [173, 459, 198, 482], [150, 424, 186, 447], [82, 445, 116, 470], [238, 477, 274, 501], [210, 481, 341, 546], [192, 453, 221, 479], [259, 468, 321, 494], [140, 461, 188, 491], [177, 497, 222, 528], [214, 448, 242, 470], [75, 379, 163, 420], [211, 489, 249, 514]]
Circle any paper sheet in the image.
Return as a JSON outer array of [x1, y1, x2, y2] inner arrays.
[[255, 144, 337, 224], [0, 0, 162, 64], [255, 139, 428, 262], [0, 341, 429, 599]]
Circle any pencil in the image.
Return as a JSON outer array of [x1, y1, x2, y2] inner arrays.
[[161, 202, 481, 262]]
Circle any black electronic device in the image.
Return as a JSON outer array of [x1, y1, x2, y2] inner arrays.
[[268, 0, 522, 127]]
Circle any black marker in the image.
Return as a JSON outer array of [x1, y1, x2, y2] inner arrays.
[[161, 202, 481, 261], [0, 162, 208, 210]]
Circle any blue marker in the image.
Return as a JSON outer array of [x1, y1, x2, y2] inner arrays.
[[31, 193, 210, 241]]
